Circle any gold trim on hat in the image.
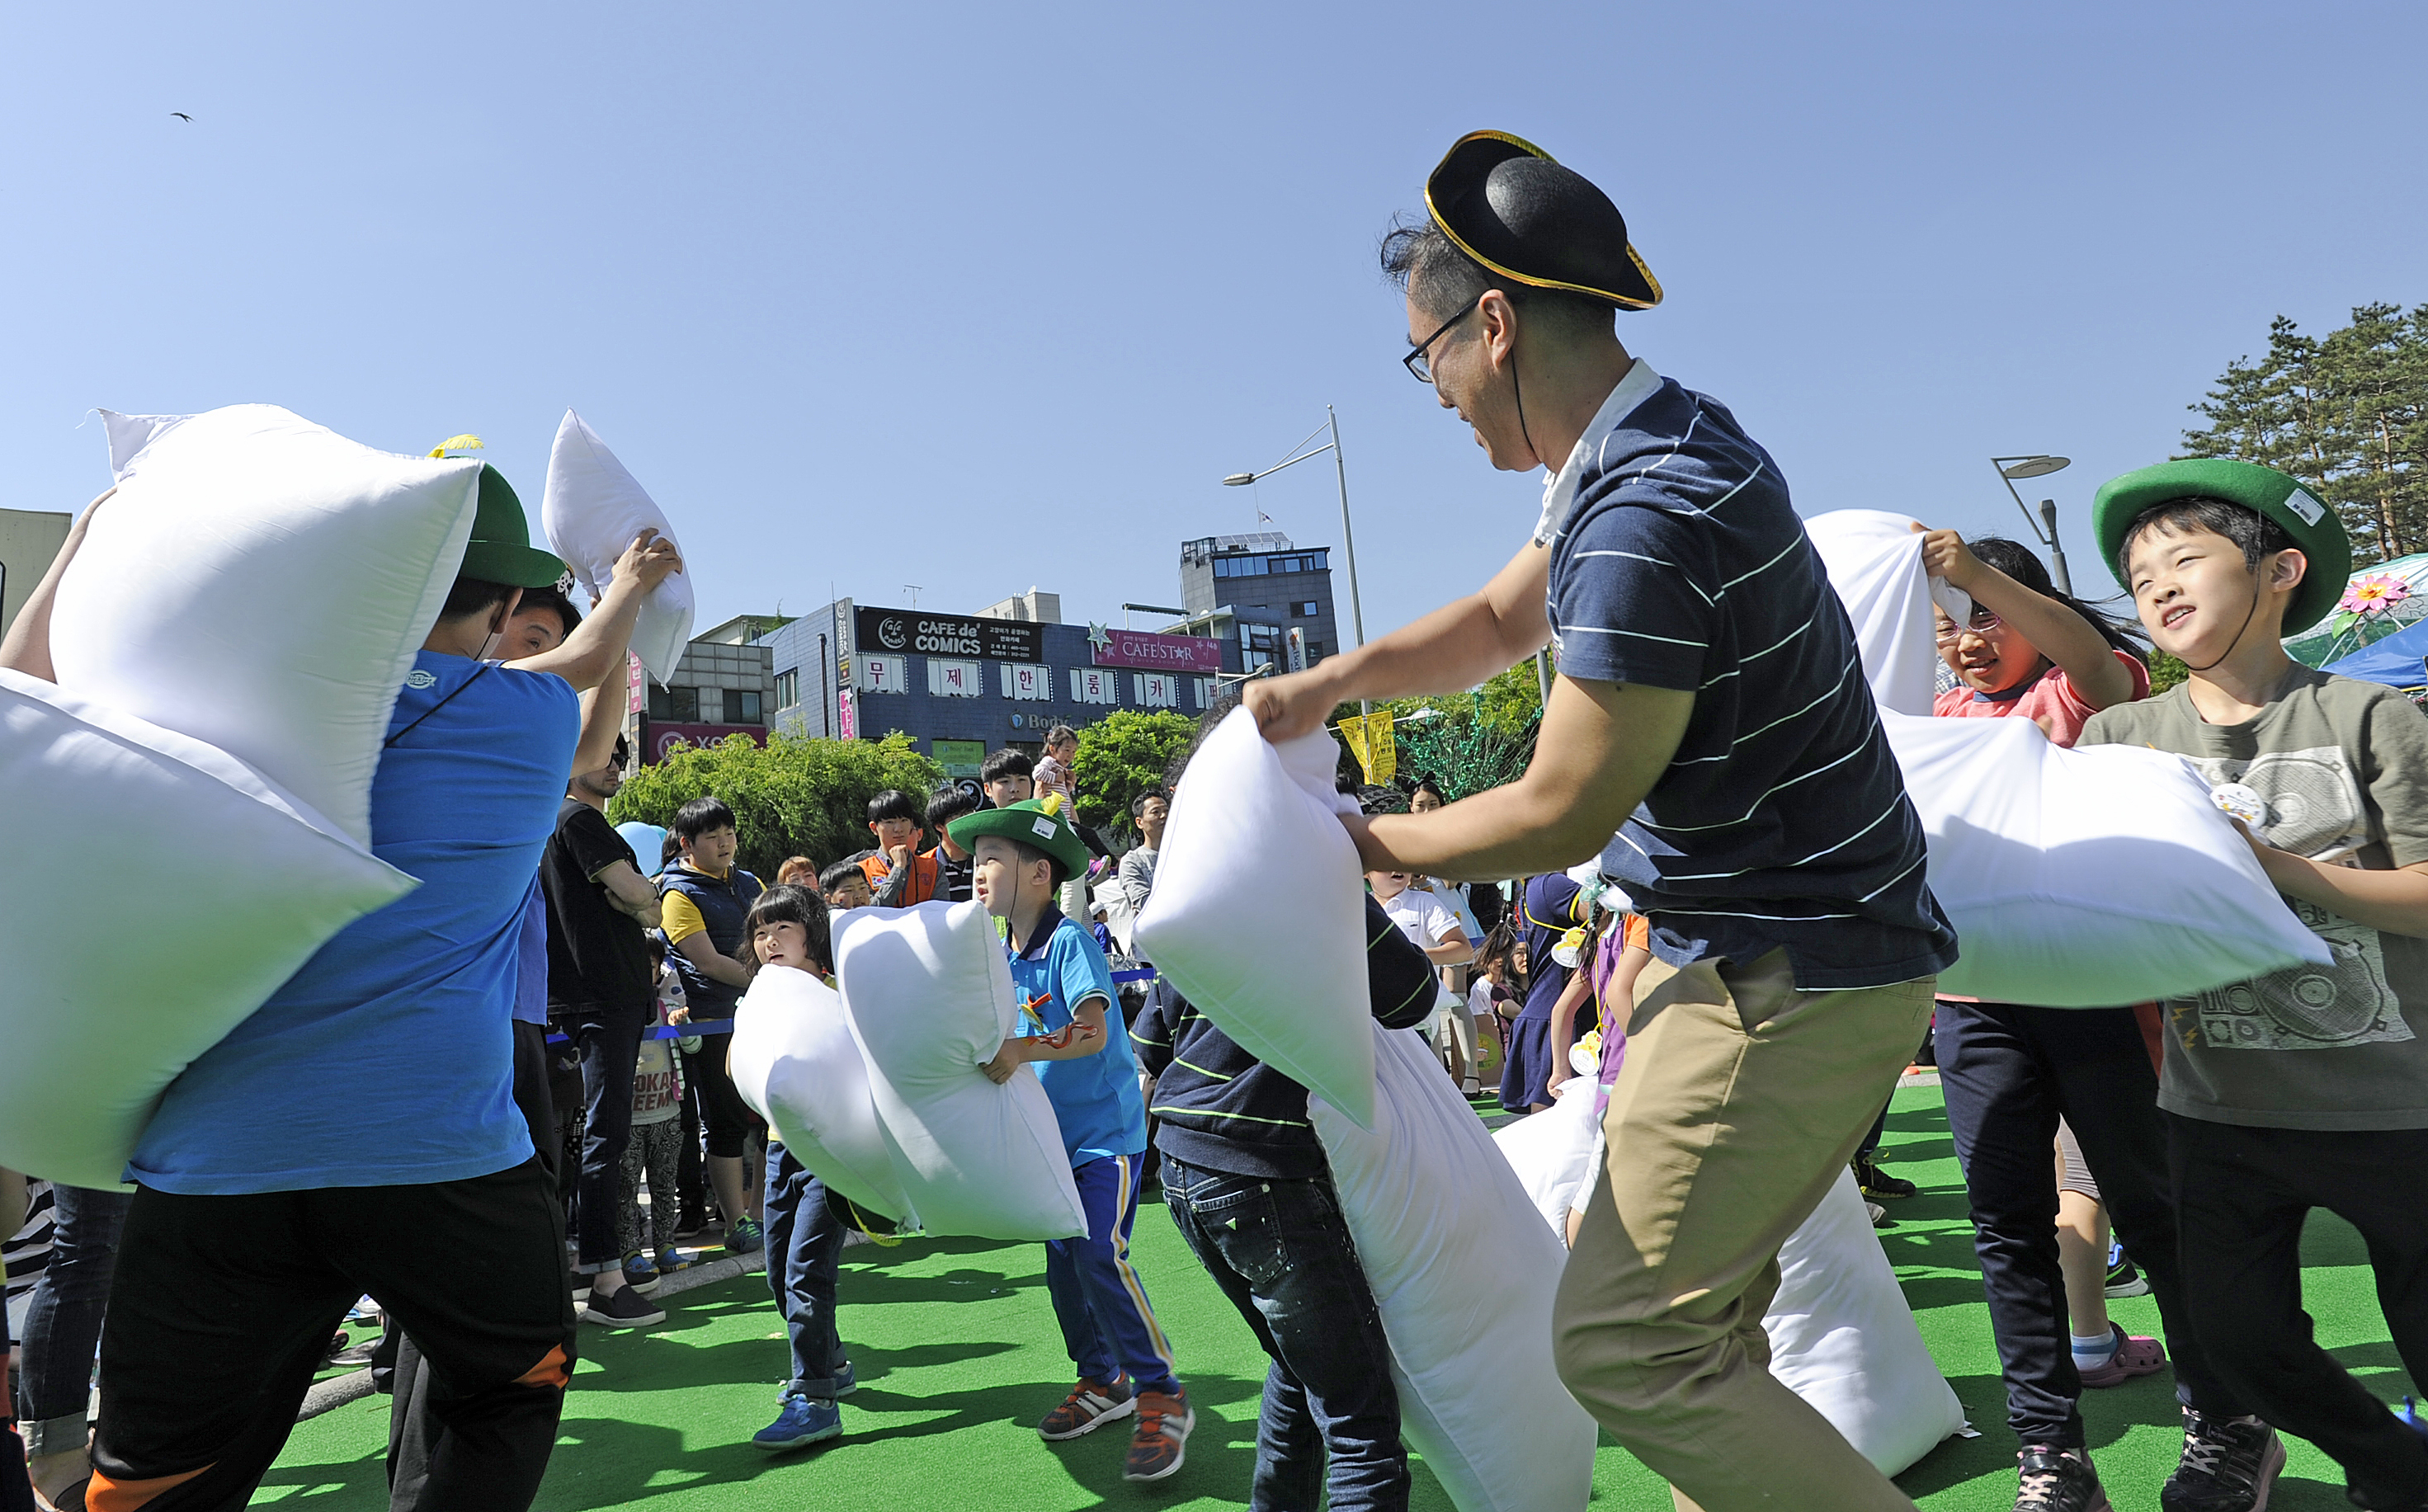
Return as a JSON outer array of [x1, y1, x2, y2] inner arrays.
[[1422, 130, 1662, 310]]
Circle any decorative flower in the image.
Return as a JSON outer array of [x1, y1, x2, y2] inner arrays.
[[2338, 574, 2412, 616]]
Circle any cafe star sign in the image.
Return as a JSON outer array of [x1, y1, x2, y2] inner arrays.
[[1089, 622, 1223, 673]]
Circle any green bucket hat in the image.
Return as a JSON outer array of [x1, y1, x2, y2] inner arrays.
[[947, 795, 1090, 888], [2091, 458, 2350, 636], [456, 464, 568, 589]]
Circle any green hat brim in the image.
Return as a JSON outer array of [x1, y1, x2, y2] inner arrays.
[[2090, 459, 2350, 636], [457, 464, 567, 588], [948, 801, 1089, 884]]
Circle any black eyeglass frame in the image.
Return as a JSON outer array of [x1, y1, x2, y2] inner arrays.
[[1401, 294, 1485, 384]]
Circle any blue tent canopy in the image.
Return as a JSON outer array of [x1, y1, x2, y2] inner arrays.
[[2324, 616, 2428, 687]]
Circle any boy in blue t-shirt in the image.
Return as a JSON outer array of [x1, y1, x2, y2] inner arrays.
[[950, 795, 1191, 1486]]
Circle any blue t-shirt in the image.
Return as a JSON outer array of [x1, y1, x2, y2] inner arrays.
[[1007, 905, 1146, 1165], [129, 651, 580, 1193], [512, 878, 549, 1027], [1517, 874, 1584, 1023], [1540, 365, 1957, 991]]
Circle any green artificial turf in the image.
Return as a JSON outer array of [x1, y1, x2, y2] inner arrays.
[[256, 1085, 2416, 1509]]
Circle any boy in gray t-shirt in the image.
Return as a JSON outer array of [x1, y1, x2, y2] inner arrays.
[[2080, 458, 2428, 1512]]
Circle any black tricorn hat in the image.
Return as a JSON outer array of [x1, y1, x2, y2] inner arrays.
[[1423, 130, 1661, 311]]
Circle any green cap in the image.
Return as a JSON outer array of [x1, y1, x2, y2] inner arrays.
[[947, 795, 1089, 887], [456, 464, 567, 589], [2091, 458, 2350, 636]]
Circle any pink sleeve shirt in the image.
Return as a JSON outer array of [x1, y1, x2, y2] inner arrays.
[[1930, 648, 2151, 750]]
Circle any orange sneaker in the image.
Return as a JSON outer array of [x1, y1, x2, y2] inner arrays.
[[1124, 1388, 1195, 1482], [1038, 1375, 1134, 1440]]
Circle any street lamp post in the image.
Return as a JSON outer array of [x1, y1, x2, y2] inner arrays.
[[1224, 405, 1369, 715], [1991, 455, 2074, 596]]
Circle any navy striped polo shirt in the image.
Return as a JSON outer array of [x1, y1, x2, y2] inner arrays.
[[1541, 362, 1957, 991]]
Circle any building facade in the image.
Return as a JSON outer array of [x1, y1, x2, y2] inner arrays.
[[760, 596, 1233, 778], [1169, 531, 1341, 676], [636, 613, 782, 764]]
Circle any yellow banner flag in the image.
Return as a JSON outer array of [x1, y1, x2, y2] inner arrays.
[[1337, 712, 1397, 786]]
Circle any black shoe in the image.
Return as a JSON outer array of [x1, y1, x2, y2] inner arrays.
[[2161, 1408, 2284, 1512], [2015, 1445, 2112, 1512], [582, 1284, 667, 1328], [673, 1209, 709, 1240], [1854, 1155, 1917, 1200], [2105, 1249, 2152, 1299]]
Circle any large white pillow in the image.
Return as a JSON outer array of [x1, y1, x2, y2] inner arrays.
[[731, 966, 918, 1223], [540, 410, 694, 685], [1491, 1076, 1602, 1232], [1766, 1169, 1968, 1476], [1311, 1024, 1598, 1512], [50, 406, 482, 848], [1886, 711, 2330, 1004], [1804, 505, 2331, 1006], [834, 900, 1085, 1241], [0, 670, 416, 1189], [1135, 710, 1377, 1128]]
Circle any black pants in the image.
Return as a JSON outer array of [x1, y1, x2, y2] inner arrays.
[[1162, 1156, 1408, 1512], [1935, 998, 2242, 1447], [2169, 1114, 2428, 1507], [562, 1000, 648, 1269], [387, 1020, 562, 1504], [92, 1160, 575, 1512], [682, 1032, 753, 1160]]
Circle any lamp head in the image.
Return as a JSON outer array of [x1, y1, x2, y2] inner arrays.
[[1998, 455, 2072, 480], [1222, 473, 1256, 487]]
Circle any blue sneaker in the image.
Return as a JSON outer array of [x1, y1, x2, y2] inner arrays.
[[727, 1215, 765, 1255], [621, 1249, 660, 1293], [752, 1391, 840, 1452], [654, 1246, 687, 1275]]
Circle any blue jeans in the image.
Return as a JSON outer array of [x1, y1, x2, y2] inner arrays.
[[1161, 1157, 1407, 1512], [762, 1144, 846, 1397], [14, 1183, 132, 1456], [562, 1001, 648, 1270]]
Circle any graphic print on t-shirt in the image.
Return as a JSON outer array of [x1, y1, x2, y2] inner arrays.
[[2174, 745, 2413, 1052]]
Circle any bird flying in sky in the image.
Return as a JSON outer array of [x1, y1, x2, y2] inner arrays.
[[170, 112, 191, 122]]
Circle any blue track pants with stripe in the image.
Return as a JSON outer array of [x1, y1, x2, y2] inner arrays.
[[1044, 1152, 1180, 1397]]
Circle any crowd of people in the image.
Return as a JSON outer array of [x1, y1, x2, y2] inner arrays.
[[5, 125, 2428, 1512]]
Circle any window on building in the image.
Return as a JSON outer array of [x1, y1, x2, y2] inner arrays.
[[1290, 601, 1320, 618], [648, 685, 700, 722], [727, 689, 763, 724], [773, 669, 799, 710]]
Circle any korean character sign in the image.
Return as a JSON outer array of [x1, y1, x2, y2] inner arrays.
[[1070, 667, 1118, 706], [1134, 672, 1176, 709], [1194, 676, 1217, 711], [1002, 662, 1049, 700], [856, 655, 906, 695], [929, 658, 983, 698]]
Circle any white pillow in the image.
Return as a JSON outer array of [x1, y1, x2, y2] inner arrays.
[[98, 409, 191, 478], [0, 669, 415, 1189], [835, 899, 1085, 1241], [730, 966, 918, 1223], [1766, 1169, 1968, 1476], [50, 405, 483, 848], [1135, 710, 1377, 1128], [540, 410, 695, 685], [1492, 1077, 1604, 1233], [1886, 711, 2331, 1005], [1802, 509, 1942, 717], [1312, 1023, 1599, 1512]]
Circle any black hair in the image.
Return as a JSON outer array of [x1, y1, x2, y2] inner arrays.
[[818, 859, 871, 897], [438, 576, 518, 623], [672, 795, 737, 843], [510, 582, 580, 640], [866, 788, 922, 826], [1410, 774, 1448, 805], [1379, 214, 1614, 340], [1964, 536, 2146, 653], [981, 747, 1035, 784], [926, 785, 979, 829], [1044, 724, 1078, 747], [1129, 786, 1169, 821], [611, 732, 630, 769], [1009, 837, 1063, 888], [659, 832, 681, 866], [742, 883, 833, 977], [2115, 497, 2298, 582]]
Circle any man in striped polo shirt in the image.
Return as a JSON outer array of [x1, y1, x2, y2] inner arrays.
[[1246, 132, 1958, 1512]]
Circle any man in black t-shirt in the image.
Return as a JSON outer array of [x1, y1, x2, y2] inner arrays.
[[540, 732, 666, 1326]]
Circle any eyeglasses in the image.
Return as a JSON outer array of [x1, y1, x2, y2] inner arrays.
[[1934, 607, 2006, 643], [1402, 294, 1483, 384]]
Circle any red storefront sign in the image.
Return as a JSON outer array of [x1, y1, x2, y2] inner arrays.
[[646, 722, 765, 764], [1091, 625, 1223, 672]]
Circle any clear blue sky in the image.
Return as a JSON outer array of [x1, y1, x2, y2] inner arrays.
[[7, 2, 2421, 643]]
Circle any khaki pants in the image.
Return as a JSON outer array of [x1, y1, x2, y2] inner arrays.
[[1553, 949, 1935, 1512]]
